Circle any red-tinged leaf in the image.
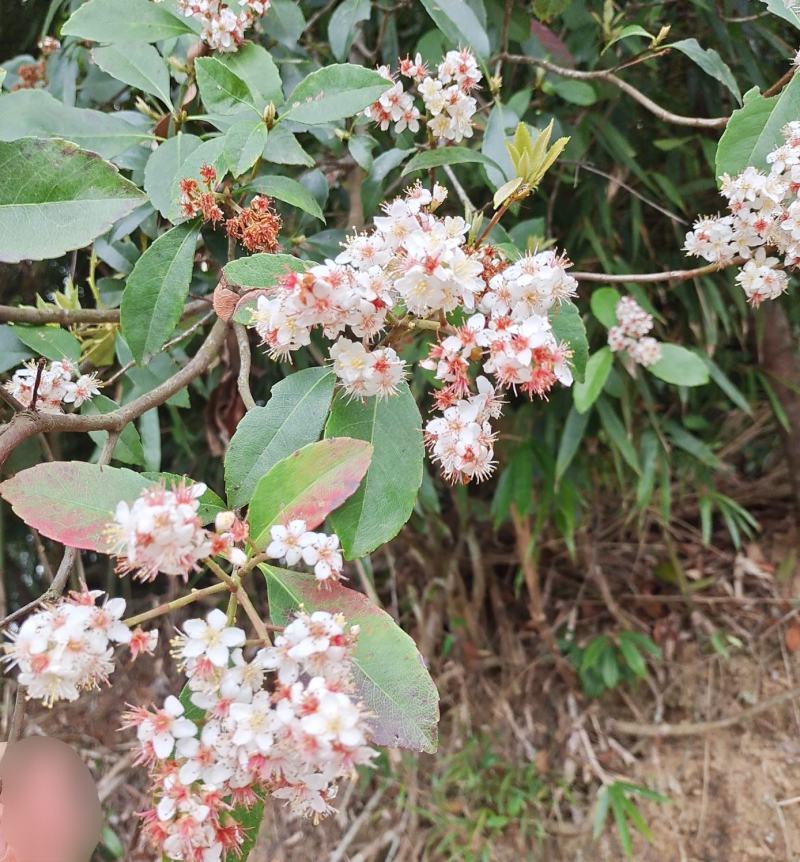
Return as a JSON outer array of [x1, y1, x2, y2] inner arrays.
[[0, 461, 153, 552], [247, 438, 372, 550], [264, 566, 440, 753], [530, 21, 574, 67]]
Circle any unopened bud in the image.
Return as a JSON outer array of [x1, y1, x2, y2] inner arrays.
[[215, 511, 236, 532]]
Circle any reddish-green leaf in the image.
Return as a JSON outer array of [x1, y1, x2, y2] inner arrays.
[[0, 461, 153, 552], [264, 566, 440, 752], [247, 438, 372, 549]]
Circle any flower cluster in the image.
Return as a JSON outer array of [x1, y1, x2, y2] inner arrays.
[[607, 296, 662, 367], [127, 608, 373, 861], [364, 49, 482, 143], [265, 520, 344, 585], [174, 0, 270, 52], [180, 165, 224, 224], [683, 120, 800, 304], [226, 195, 282, 254], [421, 249, 577, 482], [4, 358, 99, 413], [3, 590, 155, 706], [109, 481, 248, 582], [247, 183, 578, 483]]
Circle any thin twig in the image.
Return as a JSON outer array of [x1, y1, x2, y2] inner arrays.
[[609, 684, 800, 737], [0, 298, 209, 325], [233, 323, 257, 410], [499, 53, 728, 129], [572, 258, 741, 283]]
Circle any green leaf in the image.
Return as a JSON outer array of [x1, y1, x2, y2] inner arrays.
[[703, 355, 752, 414], [0, 325, 33, 373], [216, 43, 283, 108], [144, 133, 202, 219], [493, 176, 524, 208], [573, 347, 613, 414], [62, 0, 195, 42], [222, 118, 269, 177], [262, 125, 314, 166], [618, 634, 647, 677], [716, 76, 800, 178], [225, 368, 336, 509], [91, 43, 172, 108], [195, 56, 256, 116], [549, 79, 597, 106], [0, 461, 152, 552], [223, 253, 307, 292], [555, 406, 590, 483], [549, 300, 588, 383], [668, 38, 741, 103], [324, 383, 424, 559], [329, 0, 371, 61], [0, 138, 145, 264], [263, 0, 306, 48], [247, 438, 373, 549], [597, 396, 640, 474], [758, 0, 800, 29], [600, 646, 620, 688], [419, 0, 490, 58], [84, 394, 145, 466], [402, 146, 502, 176], [120, 221, 198, 363], [590, 287, 621, 328], [264, 567, 439, 752], [11, 325, 81, 362], [648, 344, 710, 387], [663, 420, 721, 469], [246, 175, 325, 221], [604, 24, 653, 53], [281, 64, 391, 125], [165, 136, 227, 223], [0, 90, 148, 159]]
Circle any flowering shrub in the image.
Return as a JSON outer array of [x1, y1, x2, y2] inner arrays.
[[0, 0, 798, 858]]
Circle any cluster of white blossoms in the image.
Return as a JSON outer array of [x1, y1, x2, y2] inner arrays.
[[3, 358, 99, 413], [607, 296, 662, 367], [127, 608, 374, 861], [172, 0, 269, 52], [250, 183, 578, 483], [3, 590, 156, 706], [109, 481, 248, 582], [364, 49, 482, 143], [421, 249, 577, 482], [683, 120, 800, 305], [265, 520, 344, 584]]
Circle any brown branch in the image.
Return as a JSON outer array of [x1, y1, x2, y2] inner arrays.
[[0, 298, 209, 325], [0, 319, 228, 468], [233, 323, 257, 410], [572, 258, 741, 283], [500, 53, 728, 129], [609, 684, 800, 737]]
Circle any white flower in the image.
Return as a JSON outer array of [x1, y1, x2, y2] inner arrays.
[[136, 695, 198, 759], [178, 609, 246, 668], [266, 519, 316, 565]]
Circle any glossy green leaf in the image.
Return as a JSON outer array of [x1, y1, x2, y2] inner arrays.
[[419, 0, 490, 58], [402, 146, 502, 176], [669, 38, 741, 103], [716, 76, 800, 178], [248, 438, 373, 549], [324, 383, 424, 559], [329, 0, 371, 61], [225, 368, 336, 508], [265, 566, 439, 752], [555, 406, 590, 483], [550, 300, 588, 383], [281, 64, 391, 124], [195, 56, 256, 116], [0, 461, 152, 552], [0, 325, 33, 373], [223, 253, 307, 293], [62, 0, 195, 42], [0, 138, 145, 264], [11, 325, 81, 362], [758, 0, 800, 29], [590, 287, 621, 328], [222, 118, 268, 177], [92, 43, 172, 108], [573, 347, 613, 414], [597, 397, 640, 474], [215, 43, 283, 108], [121, 222, 198, 363], [247, 175, 325, 221], [648, 344, 710, 387]]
